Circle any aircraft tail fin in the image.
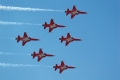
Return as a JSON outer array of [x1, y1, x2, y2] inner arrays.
[[33, 52, 36, 59], [16, 35, 20, 43], [44, 22, 47, 29], [59, 36, 64, 43], [65, 9, 70, 16], [55, 64, 58, 71]]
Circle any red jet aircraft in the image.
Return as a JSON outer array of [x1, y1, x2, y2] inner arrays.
[[15, 32, 39, 46], [42, 19, 66, 32], [65, 5, 87, 19], [31, 48, 54, 62], [59, 33, 81, 46], [53, 61, 75, 74]]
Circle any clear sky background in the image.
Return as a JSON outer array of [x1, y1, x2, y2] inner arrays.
[[0, 0, 119, 80]]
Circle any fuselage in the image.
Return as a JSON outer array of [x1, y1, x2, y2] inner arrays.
[[60, 65, 67, 70], [32, 53, 45, 58], [38, 53, 45, 58], [66, 37, 73, 42], [71, 10, 79, 15], [60, 37, 74, 42], [43, 24, 57, 28], [50, 24, 57, 28], [22, 37, 30, 42]]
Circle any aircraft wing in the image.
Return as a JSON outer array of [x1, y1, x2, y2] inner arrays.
[[38, 57, 42, 62], [61, 61, 65, 66], [39, 48, 43, 53], [22, 41, 27, 46], [71, 14, 75, 19], [23, 32, 28, 37], [71, 15, 75, 19], [65, 41, 70, 46], [50, 19, 54, 25], [59, 69, 64, 73], [72, 6, 77, 11], [67, 33, 71, 38], [49, 28, 54, 32]]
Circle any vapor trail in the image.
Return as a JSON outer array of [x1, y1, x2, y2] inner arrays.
[[0, 21, 42, 25], [0, 52, 30, 55], [0, 5, 64, 12], [0, 37, 15, 39], [0, 63, 52, 67]]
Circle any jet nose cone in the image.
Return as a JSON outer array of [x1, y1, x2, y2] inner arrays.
[[62, 26, 66, 27], [59, 38, 61, 40], [52, 55, 55, 56], [53, 66, 55, 68], [80, 39, 82, 41], [15, 37, 18, 40], [65, 11, 67, 13]]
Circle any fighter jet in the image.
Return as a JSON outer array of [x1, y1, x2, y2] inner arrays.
[[42, 19, 66, 32], [53, 61, 75, 74], [59, 33, 81, 46], [15, 32, 39, 46], [65, 5, 87, 19], [31, 48, 54, 62]]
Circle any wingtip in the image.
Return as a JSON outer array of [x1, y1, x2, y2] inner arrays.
[[73, 5, 76, 6], [61, 60, 64, 62]]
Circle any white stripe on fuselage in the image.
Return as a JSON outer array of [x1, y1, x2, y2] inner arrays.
[[38, 53, 45, 58], [72, 10, 78, 15], [23, 37, 30, 42], [66, 37, 73, 42], [61, 65, 67, 70], [50, 24, 56, 28]]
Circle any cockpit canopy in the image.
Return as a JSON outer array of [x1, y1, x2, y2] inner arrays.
[[28, 37, 31, 39]]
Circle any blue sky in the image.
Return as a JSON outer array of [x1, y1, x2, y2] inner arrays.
[[0, 0, 119, 80]]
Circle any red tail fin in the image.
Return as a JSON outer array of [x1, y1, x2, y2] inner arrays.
[[59, 36, 64, 43], [65, 9, 70, 16], [16, 35, 20, 43], [55, 64, 58, 71], [33, 52, 36, 59], [44, 22, 47, 29]]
